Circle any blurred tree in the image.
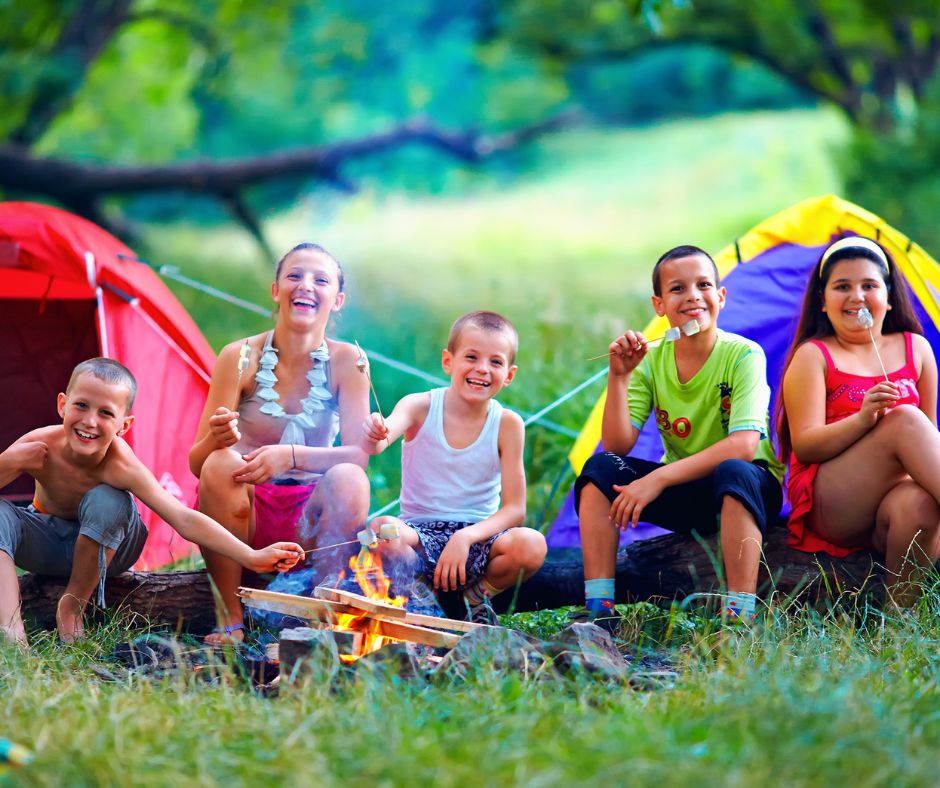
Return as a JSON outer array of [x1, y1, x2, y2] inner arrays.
[[500, 0, 940, 133], [0, 0, 571, 251]]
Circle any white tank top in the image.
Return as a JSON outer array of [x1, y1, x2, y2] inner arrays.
[[399, 387, 503, 523]]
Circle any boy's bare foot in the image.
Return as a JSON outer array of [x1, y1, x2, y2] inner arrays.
[[56, 594, 86, 644], [1, 625, 28, 650], [204, 622, 245, 646]]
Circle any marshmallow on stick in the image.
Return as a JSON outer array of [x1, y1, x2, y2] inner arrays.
[[587, 319, 700, 362], [857, 306, 890, 383]]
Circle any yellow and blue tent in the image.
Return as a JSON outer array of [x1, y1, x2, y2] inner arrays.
[[546, 194, 940, 548]]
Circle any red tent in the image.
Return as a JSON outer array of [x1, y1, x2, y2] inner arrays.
[[0, 202, 215, 569]]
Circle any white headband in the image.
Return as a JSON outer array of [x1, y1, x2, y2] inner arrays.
[[820, 236, 889, 273]]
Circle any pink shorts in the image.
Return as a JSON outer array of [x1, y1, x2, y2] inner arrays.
[[250, 481, 318, 549]]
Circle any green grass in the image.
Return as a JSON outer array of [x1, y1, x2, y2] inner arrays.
[[144, 108, 846, 527], [3, 599, 940, 786]]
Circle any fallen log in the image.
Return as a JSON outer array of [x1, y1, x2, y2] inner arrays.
[[17, 524, 898, 633]]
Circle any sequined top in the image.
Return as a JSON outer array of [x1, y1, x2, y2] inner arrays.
[[234, 332, 340, 482]]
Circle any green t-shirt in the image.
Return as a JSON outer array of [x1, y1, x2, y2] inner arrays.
[[627, 329, 785, 482]]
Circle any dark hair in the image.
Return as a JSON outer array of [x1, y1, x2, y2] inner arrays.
[[275, 242, 345, 292], [447, 311, 519, 365], [67, 358, 137, 412], [775, 236, 922, 462], [652, 245, 719, 296]]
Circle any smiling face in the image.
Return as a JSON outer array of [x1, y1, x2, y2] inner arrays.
[[650, 254, 726, 333], [57, 373, 134, 459], [822, 257, 891, 336], [271, 248, 344, 327], [442, 326, 517, 402]]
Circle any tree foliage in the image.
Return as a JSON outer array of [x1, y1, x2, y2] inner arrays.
[[500, 0, 940, 132]]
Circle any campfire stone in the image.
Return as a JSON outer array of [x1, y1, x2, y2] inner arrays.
[[433, 627, 552, 682], [279, 627, 341, 685], [545, 623, 629, 683], [350, 642, 425, 681]]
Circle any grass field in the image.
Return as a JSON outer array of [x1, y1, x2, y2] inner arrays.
[[10, 108, 935, 788]]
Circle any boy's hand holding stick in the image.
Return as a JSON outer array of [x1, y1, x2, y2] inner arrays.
[[586, 319, 700, 362]]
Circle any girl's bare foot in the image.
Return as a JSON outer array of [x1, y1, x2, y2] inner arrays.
[[1, 624, 28, 649], [56, 594, 86, 644]]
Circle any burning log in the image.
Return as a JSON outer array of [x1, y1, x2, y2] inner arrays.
[[238, 587, 462, 649]]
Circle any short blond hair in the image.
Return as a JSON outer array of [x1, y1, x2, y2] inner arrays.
[[447, 311, 519, 365], [67, 358, 137, 412]]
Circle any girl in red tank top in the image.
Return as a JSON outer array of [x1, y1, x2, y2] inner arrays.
[[777, 237, 940, 605]]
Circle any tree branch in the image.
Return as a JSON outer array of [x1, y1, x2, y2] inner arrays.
[[10, 0, 134, 146], [0, 113, 575, 240]]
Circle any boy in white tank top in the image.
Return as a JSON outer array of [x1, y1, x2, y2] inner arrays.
[[362, 311, 547, 623]]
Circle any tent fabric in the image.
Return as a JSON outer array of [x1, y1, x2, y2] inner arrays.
[[0, 202, 215, 569], [547, 194, 940, 549]]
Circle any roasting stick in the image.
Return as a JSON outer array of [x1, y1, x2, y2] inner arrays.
[[234, 340, 251, 409], [301, 522, 401, 555], [355, 340, 389, 449], [857, 306, 890, 383], [586, 318, 701, 362]]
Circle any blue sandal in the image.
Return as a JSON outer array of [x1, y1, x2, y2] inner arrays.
[[205, 622, 245, 645]]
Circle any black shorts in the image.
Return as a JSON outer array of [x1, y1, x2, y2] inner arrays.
[[574, 453, 782, 536]]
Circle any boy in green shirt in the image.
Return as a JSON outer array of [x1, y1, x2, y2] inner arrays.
[[574, 245, 784, 629]]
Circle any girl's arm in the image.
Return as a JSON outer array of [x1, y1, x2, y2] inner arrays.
[[913, 334, 938, 427], [189, 338, 256, 477], [784, 343, 898, 464], [361, 393, 431, 455], [294, 341, 369, 472], [433, 410, 526, 591]]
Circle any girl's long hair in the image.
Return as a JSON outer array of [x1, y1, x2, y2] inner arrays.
[[775, 238, 923, 463]]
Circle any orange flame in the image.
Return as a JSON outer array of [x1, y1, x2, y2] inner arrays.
[[334, 545, 408, 663]]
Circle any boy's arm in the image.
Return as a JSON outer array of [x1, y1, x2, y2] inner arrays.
[[601, 331, 651, 455], [433, 410, 526, 591], [361, 393, 430, 455], [0, 431, 50, 489], [113, 447, 301, 571]]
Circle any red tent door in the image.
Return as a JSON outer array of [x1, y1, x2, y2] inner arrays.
[[0, 298, 100, 500]]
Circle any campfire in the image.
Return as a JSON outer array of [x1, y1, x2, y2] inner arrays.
[[238, 543, 489, 665]]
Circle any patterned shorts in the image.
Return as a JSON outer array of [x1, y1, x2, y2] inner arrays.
[[407, 520, 508, 588]]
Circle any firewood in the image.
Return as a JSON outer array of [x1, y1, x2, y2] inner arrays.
[[336, 616, 460, 649], [314, 586, 489, 632], [313, 586, 408, 619], [236, 587, 353, 621]]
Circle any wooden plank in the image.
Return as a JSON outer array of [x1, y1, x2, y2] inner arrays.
[[237, 587, 356, 621], [337, 616, 460, 649], [314, 585, 408, 619], [315, 585, 489, 632]]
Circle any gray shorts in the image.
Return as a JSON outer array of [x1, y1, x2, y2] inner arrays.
[[0, 485, 148, 576]]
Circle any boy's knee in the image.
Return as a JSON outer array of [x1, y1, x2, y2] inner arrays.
[[498, 528, 547, 571], [0, 502, 22, 561], [79, 485, 136, 549], [713, 459, 752, 486]]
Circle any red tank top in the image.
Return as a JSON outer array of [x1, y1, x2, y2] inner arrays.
[[786, 332, 920, 556], [812, 332, 920, 423]]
